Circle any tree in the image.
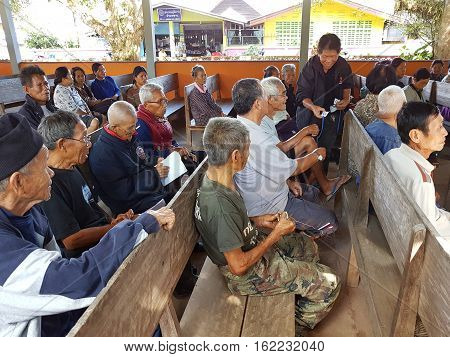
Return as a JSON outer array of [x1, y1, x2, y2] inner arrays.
[[25, 31, 60, 48], [63, 0, 144, 61], [395, 0, 446, 58]]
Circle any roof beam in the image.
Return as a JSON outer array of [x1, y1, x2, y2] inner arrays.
[[0, 0, 21, 74], [299, 0, 311, 71]]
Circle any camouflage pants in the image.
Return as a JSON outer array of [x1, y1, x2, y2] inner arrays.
[[219, 232, 341, 329]]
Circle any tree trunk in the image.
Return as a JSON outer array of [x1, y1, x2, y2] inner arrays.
[[435, 0, 450, 59]]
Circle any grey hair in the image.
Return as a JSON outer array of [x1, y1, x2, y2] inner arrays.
[[261, 77, 284, 97], [0, 157, 35, 192], [203, 117, 250, 166], [38, 110, 80, 150], [139, 82, 164, 104], [281, 64, 296, 77], [108, 101, 136, 126], [378, 85, 407, 117]]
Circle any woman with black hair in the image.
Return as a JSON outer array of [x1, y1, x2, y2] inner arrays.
[[296, 33, 353, 173], [123, 66, 148, 108], [188, 64, 224, 126], [353, 64, 397, 127], [263, 65, 280, 78], [390, 57, 407, 88], [53, 66, 100, 133], [72, 66, 113, 115]]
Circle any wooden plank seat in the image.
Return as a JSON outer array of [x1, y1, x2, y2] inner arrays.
[[180, 257, 295, 337], [184, 74, 234, 149], [337, 110, 450, 336]]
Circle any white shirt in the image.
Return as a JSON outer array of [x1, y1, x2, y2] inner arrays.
[[234, 115, 297, 216], [260, 116, 281, 144], [385, 144, 450, 250]]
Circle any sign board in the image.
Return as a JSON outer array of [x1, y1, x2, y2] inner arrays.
[[158, 8, 182, 22]]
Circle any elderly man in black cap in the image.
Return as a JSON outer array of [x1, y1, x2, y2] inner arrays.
[[18, 65, 57, 129], [0, 113, 175, 337]]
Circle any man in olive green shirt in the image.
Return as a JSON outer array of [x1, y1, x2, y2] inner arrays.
[[194, 110, 340, 330]]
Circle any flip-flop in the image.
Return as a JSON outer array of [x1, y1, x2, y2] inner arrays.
[[325, 174, 352, 201]]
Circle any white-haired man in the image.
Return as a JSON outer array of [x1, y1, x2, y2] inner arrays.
[[365, 85, 407, 154], [89, 101, 168, 215]]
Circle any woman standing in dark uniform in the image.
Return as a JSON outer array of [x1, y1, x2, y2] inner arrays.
[[296, 33, 352, 172]]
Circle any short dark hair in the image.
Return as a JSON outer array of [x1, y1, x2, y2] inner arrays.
[[317, 33, 341, 53], [263, 65, 279, 78], [71, 66, 86, 84], [366, 65, 397, 95], [413, 68, 431, 81], [54, 66, 70, 86], [390, 57, 406, 69], [431, 59, 444, 67], [232, 78, 264, 115], [191, 64, 205, 78], [19, 65, 46, 86], [397, 102, 439, 144], [377, 59, 392, 66], [92, 62, 103, 74]]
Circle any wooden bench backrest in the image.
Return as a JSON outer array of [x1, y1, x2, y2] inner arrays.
[[68, 159, 206, 336], [342, 110, 450, 336], [0, 76, 24, 107], [148, 73, 179, 97], [423, 80, 450, 107]]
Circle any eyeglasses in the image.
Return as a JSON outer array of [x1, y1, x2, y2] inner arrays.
[[146, 98, 169, 106], [270, 91, 287, 98], [63, 136, 91, 145]]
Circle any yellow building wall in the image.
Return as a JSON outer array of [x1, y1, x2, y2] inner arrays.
[[263, 0, 385, 48]]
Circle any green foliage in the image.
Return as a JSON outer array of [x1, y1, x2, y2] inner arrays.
[[25, 32, 60, 49], [9, 0, 30, 13], [395, 0, 446, 57], [244, 45, 263, 56], [399, 44, 433, 60]]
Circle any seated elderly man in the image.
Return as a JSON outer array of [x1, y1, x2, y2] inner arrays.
[[18, 65, 56, 129], [260, 77, 351, 200], [385, 102, 449, 238], [37, 110, 135, 258], [195, 117, 340, 329], [89, 101, 168, 215], [233, 78, 338, 238], [365, 85, 407, 155], [136, 83, 196, 169], [0, 112, 175, 336]]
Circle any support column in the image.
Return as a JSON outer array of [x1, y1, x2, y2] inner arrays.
[[169, 21, 176, 58], [0, 0, 22, 74], [299, 0, 311, 71], [142, 0, 156, 78]]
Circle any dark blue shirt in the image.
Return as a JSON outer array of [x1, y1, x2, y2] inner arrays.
[[365, 119, 401, 154], [90, 76, 120, 100]]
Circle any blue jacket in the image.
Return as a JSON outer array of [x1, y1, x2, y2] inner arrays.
[[0, 205, 159, 336], [90, 77, 120, 100], [365, 119, 402, 155], [89, 129, 166, 215]]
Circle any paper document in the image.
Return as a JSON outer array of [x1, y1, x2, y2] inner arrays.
[[160, 151, 188, 186]]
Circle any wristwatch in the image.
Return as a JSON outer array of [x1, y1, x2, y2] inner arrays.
[[314, 151, 324, 161]]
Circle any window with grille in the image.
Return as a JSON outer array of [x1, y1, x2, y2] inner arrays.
[[332, 20, 372, 46], [275, 22, 314, 47]]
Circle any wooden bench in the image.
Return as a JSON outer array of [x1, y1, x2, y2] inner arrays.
[[184, 74, 234, 149], [336, 110, 449, 336], [68, 158, 295, 337], [149, 73, 184, 120]]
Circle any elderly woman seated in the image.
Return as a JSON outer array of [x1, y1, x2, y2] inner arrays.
[[122, 66, 148, 109], [53, 66, 101, 134], [72, 66, 113, 115], [385, 102, 449, 238], [353, 64, 397, 127], [188, 65, 224, 126], [136, 83, 196, 169]]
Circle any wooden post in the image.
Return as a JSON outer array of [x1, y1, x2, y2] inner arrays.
[[391, 225, 427, 336], [142, 0, 156, 78], [160, 299, 181, 337], [0, 0, 21, 74], [353, 149, 374, 228]]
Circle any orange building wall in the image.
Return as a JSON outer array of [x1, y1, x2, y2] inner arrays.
[[0, 60, 441, 99]]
